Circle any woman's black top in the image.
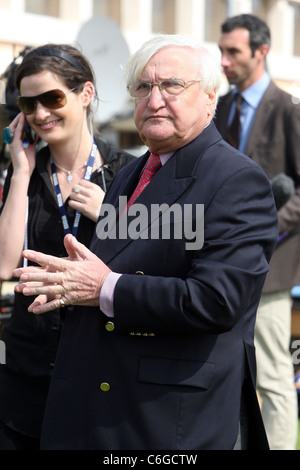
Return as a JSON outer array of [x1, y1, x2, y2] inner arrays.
[[0, 138, 134, 437]]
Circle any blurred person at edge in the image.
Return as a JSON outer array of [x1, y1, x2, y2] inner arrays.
[[14, 34, 278, 450], [0, 43, 134, 450], [214, 14, 300, 450]]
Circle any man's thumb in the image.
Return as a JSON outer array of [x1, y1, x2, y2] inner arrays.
[[63, 234, 90, 261]]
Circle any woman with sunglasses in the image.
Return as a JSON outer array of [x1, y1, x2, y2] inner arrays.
[[0, 44, 134, 450]]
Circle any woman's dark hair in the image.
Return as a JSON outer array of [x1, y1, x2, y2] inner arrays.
[[221, 14, 271, 57], [15, 43, 98, 126]]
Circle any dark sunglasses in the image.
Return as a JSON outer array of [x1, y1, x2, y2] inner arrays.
[[17, 88, 77, 115]]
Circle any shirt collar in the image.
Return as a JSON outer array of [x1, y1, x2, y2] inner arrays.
[[234, 72, 271, 108], [159, 153, 174, 166]]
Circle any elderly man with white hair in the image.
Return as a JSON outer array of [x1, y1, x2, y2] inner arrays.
[[14, 34, 278, 450]]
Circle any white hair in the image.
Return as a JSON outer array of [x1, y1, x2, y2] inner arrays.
[[123, 34, 222, 100]]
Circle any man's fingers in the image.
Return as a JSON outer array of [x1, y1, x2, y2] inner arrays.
[[15, 281, 44, 293], [14, 236, 96, 279], [22, 249, 67, 271], [13, 266, 43, 278], [29, 297, 63, 315], [64, 234, 97, 261], [16, 280, 64, 297]]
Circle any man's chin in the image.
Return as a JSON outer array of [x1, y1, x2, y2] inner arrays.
[[225, 75, 237, 85], [141, 126, 172, 144]]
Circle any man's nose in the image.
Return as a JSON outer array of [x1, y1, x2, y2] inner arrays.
[[221, 53, 231, 67], [147, 84, 166, 107]]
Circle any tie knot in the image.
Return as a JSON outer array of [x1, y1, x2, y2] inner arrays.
[[148, 153, 161, 165], [145, 153, 161, 176], [126, 153, 161, 209]]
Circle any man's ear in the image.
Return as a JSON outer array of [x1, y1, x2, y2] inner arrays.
[[256, 43, 270, 61], [207, 89, 217, 117]]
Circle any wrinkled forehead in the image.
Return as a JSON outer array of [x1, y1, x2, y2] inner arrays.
[[139, 46, 201, 80]]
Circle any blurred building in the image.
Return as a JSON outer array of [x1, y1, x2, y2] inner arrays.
[[0, 0, 299, 150]]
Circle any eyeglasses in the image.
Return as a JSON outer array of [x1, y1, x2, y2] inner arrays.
[[127, 79, 203, 99], [17, 88, 77, 115]]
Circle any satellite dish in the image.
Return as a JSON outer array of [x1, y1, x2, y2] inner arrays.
[[77, 16, 130, 125]]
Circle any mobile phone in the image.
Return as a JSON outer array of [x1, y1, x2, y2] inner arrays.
[[24, 119, 35, 145]]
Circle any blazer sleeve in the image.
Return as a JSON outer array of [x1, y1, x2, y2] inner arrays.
[[276, 99, 300, 233], [245, 83, 300, 235]]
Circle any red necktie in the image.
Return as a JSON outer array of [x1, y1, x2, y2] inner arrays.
[[127, 153, 161, 209], [226, 93, 243, 149]]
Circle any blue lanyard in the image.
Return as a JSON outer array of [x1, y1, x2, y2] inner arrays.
[[50, 140, 97, 237]]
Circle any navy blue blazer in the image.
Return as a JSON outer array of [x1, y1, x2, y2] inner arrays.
[[40, 123, 278, 450]]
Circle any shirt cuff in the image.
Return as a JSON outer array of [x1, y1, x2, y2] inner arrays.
[[99, 271, 122, 317]]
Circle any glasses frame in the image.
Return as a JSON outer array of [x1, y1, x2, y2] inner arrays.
[[127, 79, 204, 99], [17, 87, 77, 115]]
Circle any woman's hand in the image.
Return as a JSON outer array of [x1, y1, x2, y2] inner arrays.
[[69, 180, 105, 222], [7, 112, 38, 177]]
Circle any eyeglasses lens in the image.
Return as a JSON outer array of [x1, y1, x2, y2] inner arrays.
[[129, 80, 186, 98], [18, 89, 67, 114], [129, 83, 151, 98]]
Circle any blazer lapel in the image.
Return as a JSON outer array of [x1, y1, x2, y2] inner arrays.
[[245, 82, 276, 158], [95, 157, 194, 265], [95, 124, 221, 264], [214, 92, 233, 136]]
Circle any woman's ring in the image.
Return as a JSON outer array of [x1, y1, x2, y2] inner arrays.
[[3, 127, 14, 144], [75, 185, 81, 194], [59, 298, 66, 308]]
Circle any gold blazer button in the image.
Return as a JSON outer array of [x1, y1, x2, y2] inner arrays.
[[100, 382, 110, 392], [105, 321, 115, 332]]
